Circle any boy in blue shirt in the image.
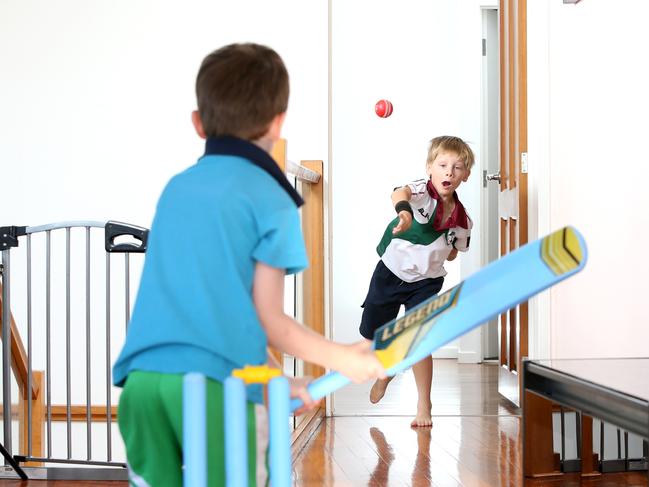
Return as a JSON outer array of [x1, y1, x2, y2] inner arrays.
[[113, 43, 385, 487]]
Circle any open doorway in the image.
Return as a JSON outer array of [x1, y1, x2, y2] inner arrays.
[[480, 6, 500, 361]]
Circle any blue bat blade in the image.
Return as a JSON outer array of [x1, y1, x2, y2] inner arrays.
[[290, 226, 587, 412]]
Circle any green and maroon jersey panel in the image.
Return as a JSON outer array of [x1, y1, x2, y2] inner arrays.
[[377, 179, 472, 283]]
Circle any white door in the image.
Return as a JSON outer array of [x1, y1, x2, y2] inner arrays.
[[481, 7, 500, 361], [497, 0, 529, 407]]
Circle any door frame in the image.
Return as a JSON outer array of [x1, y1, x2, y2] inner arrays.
[[480, 6, 500, 362]]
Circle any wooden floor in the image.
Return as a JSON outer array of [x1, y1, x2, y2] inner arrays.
[[1, 361, 646, 486], [293, 415, 647, 486], [331, 359, 518, 417], [292, 361, 647, 486]]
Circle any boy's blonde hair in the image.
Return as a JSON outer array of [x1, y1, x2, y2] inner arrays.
[[426, 136, 475, 171]]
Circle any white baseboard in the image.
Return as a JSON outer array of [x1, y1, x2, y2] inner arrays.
[[457, 350, 481, 364], [431, 346, 458, 359]]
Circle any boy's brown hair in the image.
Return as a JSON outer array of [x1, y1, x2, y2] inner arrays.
[[195, 43, 289, 140], [426, 136, 475, 172]]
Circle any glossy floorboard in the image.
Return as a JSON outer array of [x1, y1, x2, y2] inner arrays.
[[294, 360, 646, 486], [293, 416, 647, 486], [332, 360, 518, 417], [1, 362, 645, 486]]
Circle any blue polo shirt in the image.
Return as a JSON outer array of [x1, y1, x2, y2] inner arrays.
[[112, 137, 307, 404]]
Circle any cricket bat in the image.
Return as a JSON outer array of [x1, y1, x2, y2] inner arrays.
[[290, 226, 587, 411]]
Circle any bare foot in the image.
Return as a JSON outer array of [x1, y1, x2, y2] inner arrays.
[[410, 399, 433, 428], [369, 375, 394, 404]]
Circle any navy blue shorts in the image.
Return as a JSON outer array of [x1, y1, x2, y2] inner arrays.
[[359, 260, 444, 340]]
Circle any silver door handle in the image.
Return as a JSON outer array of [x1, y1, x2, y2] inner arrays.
[[485, 171, 501, 183]]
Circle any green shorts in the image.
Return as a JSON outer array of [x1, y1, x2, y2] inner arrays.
[[118, 371, 269, 486]]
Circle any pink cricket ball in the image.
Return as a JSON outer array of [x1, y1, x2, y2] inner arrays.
[[375, 99, 393, 118]]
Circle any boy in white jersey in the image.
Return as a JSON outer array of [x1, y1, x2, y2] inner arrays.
[[359, 135, 474, 427]]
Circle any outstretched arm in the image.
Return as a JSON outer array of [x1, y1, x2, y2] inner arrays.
[[391, 185, 413, 235]]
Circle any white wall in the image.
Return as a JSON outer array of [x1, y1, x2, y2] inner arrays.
[[527, 0, 649, 358], [0, 1, 328, 228], [330, 0, 494, 369], [1, 0, 329, 462]]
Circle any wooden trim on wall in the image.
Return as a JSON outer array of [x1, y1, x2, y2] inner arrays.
[[499, 0, 506, 192], [499, 219, 508, 365], [0, 284, 39, 399], [508, 0, 516, 190], [0, 403, 117, 422], [291, 406, 324, 461], [18, 370, 44, 465], [508, 218, 517, 372], [271, 138, 287, 172], [269, 138, 288, 366], [518, 0, 529, 247], [515, 0, 530, 403], [300, 160, 325, 381], [50, 405, 117, 422]]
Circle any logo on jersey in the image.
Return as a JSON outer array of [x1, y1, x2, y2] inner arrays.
[[446, 230, 457, 246]]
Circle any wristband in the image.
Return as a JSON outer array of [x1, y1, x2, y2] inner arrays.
[[394, 200, 413, 216]]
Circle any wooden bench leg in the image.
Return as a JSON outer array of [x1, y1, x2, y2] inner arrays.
[[524, 391, 562, 478]]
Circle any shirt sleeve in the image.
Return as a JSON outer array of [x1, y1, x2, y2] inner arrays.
[[252, 207, 308, 275], [453, 215, 473, 252], [405, 179, 429, 207]]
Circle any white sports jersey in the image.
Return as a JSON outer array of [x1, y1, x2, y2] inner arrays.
[[377, 179, 472, 282]]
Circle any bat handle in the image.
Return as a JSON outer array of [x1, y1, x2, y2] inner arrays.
[[289, 372, 350, 412]]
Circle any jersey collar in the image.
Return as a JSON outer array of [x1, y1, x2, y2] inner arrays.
[[426, 180, 469, 230], [203, 136, 304, 207]]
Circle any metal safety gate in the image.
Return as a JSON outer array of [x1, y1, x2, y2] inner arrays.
[[0, 220, 147, 480]]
